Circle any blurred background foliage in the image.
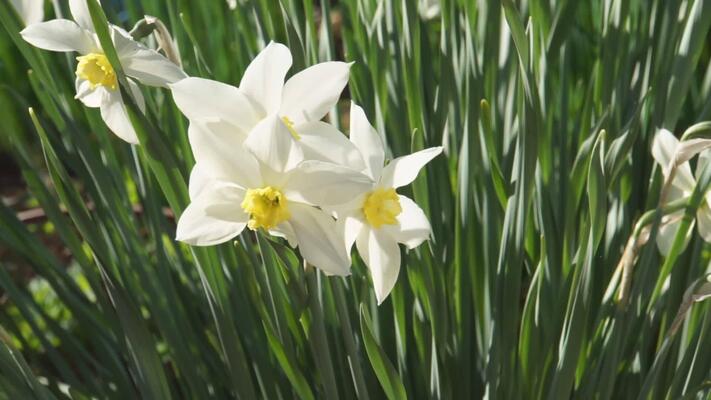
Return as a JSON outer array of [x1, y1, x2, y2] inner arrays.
[[1, 0, 711, 399]]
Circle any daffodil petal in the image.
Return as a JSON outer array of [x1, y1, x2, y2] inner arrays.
[[99, 80, 144, 144], [270, 222, 297, 247], [11, 0, 44, 26], [296, 121, 366, 171], [696, 205, 711, 243], [110, 26, 186, 87], [696, 149, 711, 179], [288, 203, 351, 276], [176, 182, 248, 246], [382, 195, 432, 249], [379, 146, 443, 189], [280, 61, 351, 125], [74, 78, 103, 108], [239, 41, 292, 114], [284, 160, 372, 207], [243, 114, 304, 173], [188, 122, 261, 189], [652, 129, 696, 192], [355, 226, 401, 305], [21, 19, 95, 54], [656, 211, 693, 256], [69, 0, 94, 32], [188, 164, 213, 200], [676, 138, 711, 165], [339, 212, 364, 254], [349, 102, 385, 180], [170, 77, 261, 134]]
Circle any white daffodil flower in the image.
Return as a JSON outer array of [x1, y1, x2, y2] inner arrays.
[[652, 129, 711, 254], [335, 103, 442, 304], [170, 41, 364, 172], [10, 0, 44, 26], [419, 0, 441, 20], [20, 0, 186, 144], [176, 115, 373, 275]]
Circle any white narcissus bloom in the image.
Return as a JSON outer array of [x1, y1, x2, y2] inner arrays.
[[336, 103, 442, 304], [170, 41, 364, 173], [10, 0, 44, 26], [176, 115, 373, 275], [652, 129, 711, 254], [419, 0, 441, 20], [20, 0, 186, 144]]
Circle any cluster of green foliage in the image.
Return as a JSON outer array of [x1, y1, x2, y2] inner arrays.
[[1, 0, 710, 398]]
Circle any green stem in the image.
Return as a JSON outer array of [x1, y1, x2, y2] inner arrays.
[[332, 278, 370, 400], [306, 266, 340, 400]]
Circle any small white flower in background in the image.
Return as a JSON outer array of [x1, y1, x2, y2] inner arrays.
[[419, 0, 441, 20], [170, 41, 364, 172], [335, 103, 442, 304], [20, 0, 186, 144], [10, 0, 44, 26], [651, 129, 711, 254], [176, 115, 373, 275]]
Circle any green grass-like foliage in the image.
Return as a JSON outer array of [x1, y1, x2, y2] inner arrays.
[[1, 0, 711, 398]]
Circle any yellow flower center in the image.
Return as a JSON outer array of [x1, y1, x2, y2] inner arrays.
[[75, 53, 117, 90], [281, 116, 301, 140], [241, 186, 291, 230], [362, 188, 402, 228]]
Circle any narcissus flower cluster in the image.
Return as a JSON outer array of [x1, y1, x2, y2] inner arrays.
[[20, 0, 442, 303], [172, 43, 442, 302], [21, 0, 186, 143]]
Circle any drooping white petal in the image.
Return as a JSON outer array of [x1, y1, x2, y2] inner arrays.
[[349, 102, 385, 180], [676, 138, 711, 165], [188, 122, 261, 189], [176, 181, 248, 246], [69, 0, 94, 32], [379, 146, 443, 189], [382, 195, 432, 249], [656, 212, 694, 256], [111, 26, 186, 87], [288, 202, 351, 276], [74, 78, 104, 108], [10, 0, 44, 26], [656, 185, 693, 256], [239, 42, 292, 115], [170, 77, 262, 134], [696, 204, 711, 244], [284, 160, 372, 207], [296, 121, 365, 171], [695, 149, 711, 178], [280, 61, 351, 125], [20, 19, 95, 54], [243, 114, 303, 173], [99, 80, 145, 144], [652, 129, 696, 192], [339, 211, 364, 254], [355, 226, 401, 304]]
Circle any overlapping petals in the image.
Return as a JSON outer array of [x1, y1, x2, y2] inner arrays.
[[335, 102, 442, 303], [651, 129, 711, 254], [21, 0, 186, 143]]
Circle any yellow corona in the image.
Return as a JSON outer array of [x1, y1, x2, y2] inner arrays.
[[75, 53, 117, 90], [362, 188, 402, 228], [241, 186, 291, 230]]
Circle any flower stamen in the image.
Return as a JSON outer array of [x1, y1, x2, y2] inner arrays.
[[76, 53, 117, 90], [241, 186, 291, 230], [281, 116, 301, 140], [362, 188, 402, 228]]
